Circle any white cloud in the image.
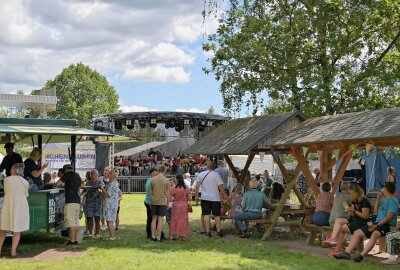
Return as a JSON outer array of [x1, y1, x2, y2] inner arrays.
[[123, 65, 191, 83], [119, 103, 158, 113], [176, 108, 205, 113], [0, 0, 220, 91], [136, 43, 194, 66]]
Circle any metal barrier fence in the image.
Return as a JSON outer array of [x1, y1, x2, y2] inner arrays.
[[117, 176, 148, 194], [117, 175, 186, 194]]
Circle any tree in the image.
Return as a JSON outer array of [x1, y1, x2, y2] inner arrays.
[[203, 0, 400, 116], [46, 63, 119, 128], [207, 105, 216, 114]]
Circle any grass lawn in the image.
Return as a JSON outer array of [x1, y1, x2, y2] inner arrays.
[[0, 194, 389, 269]]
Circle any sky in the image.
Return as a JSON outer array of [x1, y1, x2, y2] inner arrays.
[[0, 0, 226, 115]]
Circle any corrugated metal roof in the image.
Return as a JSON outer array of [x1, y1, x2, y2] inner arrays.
[[184, 111, 307, 155], [270, 107, 400, 147]]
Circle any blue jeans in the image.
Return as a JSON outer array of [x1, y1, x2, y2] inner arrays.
[[235, 211, 261, 232], [312, 211, 330, 226]]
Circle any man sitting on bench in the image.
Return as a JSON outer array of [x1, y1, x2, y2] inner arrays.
[[235, 179, 272, 238], [334, 182, 399, 262]]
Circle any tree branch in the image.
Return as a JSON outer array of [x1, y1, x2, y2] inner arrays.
[[375, 29, 400, 64]]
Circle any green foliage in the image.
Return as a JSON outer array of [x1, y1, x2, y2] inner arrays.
[[46, 63, 119, 128], [207, 105, 216, 114], [204, 0, 400, 116]]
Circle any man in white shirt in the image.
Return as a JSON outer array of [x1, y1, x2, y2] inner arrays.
[[195, 161, 227, 237]]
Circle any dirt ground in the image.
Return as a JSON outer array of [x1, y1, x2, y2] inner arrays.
[[271, 238, 388, 264], [3, 248, 85, 260]]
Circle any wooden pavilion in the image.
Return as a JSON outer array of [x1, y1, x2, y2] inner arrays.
[[184, 111, 308, 184], [262, 107, 400, 239]]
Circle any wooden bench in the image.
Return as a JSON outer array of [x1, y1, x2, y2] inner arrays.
[[301, 224, 364, 251], [301, 224, 333, 245]]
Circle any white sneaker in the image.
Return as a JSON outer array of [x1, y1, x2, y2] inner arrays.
[[101, 225, 107, 231], [381, 258, 399, 265]]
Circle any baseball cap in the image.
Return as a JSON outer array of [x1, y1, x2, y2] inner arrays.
[[4, 142, 14, 149]]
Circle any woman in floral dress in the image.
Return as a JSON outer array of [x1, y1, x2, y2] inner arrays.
[[84, 170, 104, 237], [170, 174, 190, 241], [99, 169, 119, 240], [101, 168, 111, 230], [228, 183, 244, 222]]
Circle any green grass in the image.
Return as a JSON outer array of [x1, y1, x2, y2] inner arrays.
[[0, 195, 388, 269]]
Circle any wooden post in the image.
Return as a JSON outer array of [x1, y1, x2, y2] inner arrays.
[[293, 185, 306, 206], [291, 146, 320, 196], [262, 151, 305, 240], [262, 172, 296, 240], [332, 152, 352, 192], [224, 154, 240, 181], [239, 152, 256, 184]]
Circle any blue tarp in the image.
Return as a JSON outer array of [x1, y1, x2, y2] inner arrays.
[[365, 152, 400, 193]]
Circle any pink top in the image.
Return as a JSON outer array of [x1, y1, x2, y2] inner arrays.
[[315, 192, 334, 213]]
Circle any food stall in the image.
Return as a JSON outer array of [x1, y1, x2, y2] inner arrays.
[[0, 117, 113, 232]]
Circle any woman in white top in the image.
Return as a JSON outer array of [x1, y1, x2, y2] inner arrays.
[[0, 163, 30, 257]]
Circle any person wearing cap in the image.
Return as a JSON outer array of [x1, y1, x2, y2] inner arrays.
[[56, 164, 82, 245], [0, 142, 23, 176]]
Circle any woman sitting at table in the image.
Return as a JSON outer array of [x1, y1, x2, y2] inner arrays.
[[84, 170, 104, 237], [312, 182, 334, 226], [228, 183, 244, 222], [0, 163, 30, 257], [268, 182, 285, 204], [323, 183, 371, 257]]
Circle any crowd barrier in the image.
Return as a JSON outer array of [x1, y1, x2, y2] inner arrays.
[[117, 175, 190, 194]]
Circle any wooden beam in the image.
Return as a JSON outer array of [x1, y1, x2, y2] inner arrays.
[[261, 152, 306, 240], [332, 152, 352, 192], [224, 155, 240, 181], [239, 152, 256, 184], [293, 185, 306, 206], [326, 147, 351, 169], [291, 146, 320, 196], [262, 178, 297, 240], [320, 150, 329, 182]]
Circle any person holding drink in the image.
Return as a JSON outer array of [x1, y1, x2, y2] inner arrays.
[[334, 182, 399, 262], [23, 148, 48, 190], [323, 184, 371, 256]]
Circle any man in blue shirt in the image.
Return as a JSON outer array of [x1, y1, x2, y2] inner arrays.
[[235, 179, 272, 238], [144, 168, 158, 239], [334, 182, 399, 262]]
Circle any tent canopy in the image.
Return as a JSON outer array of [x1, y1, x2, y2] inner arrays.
[[0, 117, 113, 144]]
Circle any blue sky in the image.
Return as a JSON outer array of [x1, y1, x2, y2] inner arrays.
[[0, 0, 227, 115]]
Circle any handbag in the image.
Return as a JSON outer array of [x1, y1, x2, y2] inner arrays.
[[187, 204, 193, 213]]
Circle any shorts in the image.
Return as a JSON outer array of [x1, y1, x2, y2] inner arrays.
[[64, 203, 80, 228], [151, 205, 167, 216], [361, 223, 391, 238], [347, 220, 366, 234], [201, 200, 221, 216]]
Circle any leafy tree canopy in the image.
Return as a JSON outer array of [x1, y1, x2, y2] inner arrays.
[[203, 0, 400, 116], [46, 63, 119, 128]]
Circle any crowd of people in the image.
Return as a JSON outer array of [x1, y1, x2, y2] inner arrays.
[[296, 166, 399, 264], [0, 141, 400, 265], [113, 148, 207, 176], [0, 143, 123, 256]]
